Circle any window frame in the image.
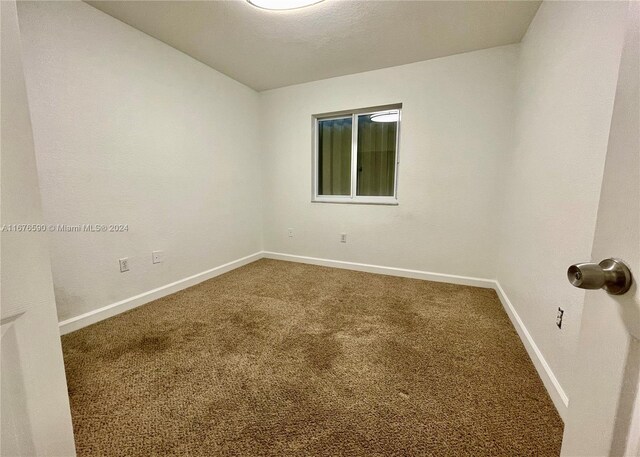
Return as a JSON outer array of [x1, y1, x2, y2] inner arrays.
[[312, 104, 402, 205]]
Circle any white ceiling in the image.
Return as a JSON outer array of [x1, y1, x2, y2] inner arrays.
[[86, 0, 541, 92]]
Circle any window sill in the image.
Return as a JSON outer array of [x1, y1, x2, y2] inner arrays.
[[311, 196, 399, 206]]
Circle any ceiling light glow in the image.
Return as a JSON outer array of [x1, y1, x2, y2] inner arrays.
[[370, 111, 399, 123], [247, 0, 324, 10]]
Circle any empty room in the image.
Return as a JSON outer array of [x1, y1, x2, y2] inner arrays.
[[2, 0, 639, 455]]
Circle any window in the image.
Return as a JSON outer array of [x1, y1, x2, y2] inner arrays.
[[313, 104, 401, 205]]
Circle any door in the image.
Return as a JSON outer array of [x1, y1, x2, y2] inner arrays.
[[1, 0, 76, 455], [561, 3, 640, 456]]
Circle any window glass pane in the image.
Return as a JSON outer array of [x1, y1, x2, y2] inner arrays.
[[356, 111, 397, 196], [318, 117, 352, 196]]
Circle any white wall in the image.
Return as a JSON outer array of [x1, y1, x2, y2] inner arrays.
[[260, 45, 517, 279], [496, 0, 628, 408], [1, 0, 75, 454], [17, 1, 263, 322]]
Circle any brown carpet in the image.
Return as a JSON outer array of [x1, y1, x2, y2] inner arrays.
[[62, 259, 563, 456]]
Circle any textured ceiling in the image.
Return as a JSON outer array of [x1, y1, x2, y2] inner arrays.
[[86, 0, 541, 91]]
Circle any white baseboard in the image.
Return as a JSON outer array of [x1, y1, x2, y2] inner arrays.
[[262, 251, 496, 289], [58, 252, 263, 335], [58, 249, 568, 422], [493, 281, 569, 421]]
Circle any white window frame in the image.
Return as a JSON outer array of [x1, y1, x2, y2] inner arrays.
[[312, 103, 401, 205]]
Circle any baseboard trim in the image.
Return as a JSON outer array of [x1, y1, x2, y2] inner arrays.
[[58, 252, 263, 335], [262, 251, 496, 289], [493, 281, 569, 421]]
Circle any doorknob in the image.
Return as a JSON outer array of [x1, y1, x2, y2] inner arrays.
[[567, 258, 633, 295]]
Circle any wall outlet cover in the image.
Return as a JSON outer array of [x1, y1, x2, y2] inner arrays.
[[119, 258, 129, 272], [152, 250, 165, 264]]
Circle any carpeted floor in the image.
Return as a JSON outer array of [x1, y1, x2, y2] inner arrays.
[[62, 259, 563, 456]]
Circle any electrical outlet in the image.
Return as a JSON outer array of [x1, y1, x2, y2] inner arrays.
[[152, 250, 164, 264], [119, 258, 129, 273], [287, 228, 294, 238], [556, 307, 564, 329], [340, 233, 347, 243]]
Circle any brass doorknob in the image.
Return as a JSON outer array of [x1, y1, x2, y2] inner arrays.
[[567, 258, 633, 295]]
